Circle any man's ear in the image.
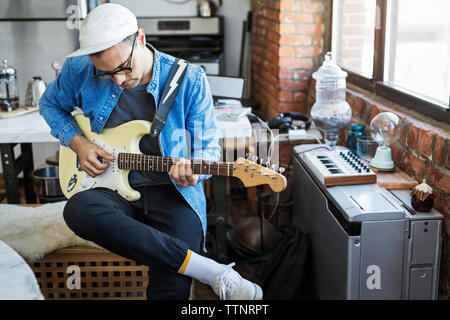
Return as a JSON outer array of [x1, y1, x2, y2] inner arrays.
[[137, 28, 146, 47]]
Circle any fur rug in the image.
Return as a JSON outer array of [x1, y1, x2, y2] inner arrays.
[[0, 202, 101, 262]]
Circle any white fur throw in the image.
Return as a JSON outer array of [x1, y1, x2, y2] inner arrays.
[[0, 202, 101, 262]]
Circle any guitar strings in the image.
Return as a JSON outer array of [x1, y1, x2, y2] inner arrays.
[[117, 153, 234, 175]]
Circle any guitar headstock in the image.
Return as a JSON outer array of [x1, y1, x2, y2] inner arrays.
[[232, 157, 287, 192]]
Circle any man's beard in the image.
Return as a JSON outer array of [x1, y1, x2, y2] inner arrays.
[[122, 78, 140, 88]]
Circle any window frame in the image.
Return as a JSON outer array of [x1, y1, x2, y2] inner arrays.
[[331, 0, 450, 124]]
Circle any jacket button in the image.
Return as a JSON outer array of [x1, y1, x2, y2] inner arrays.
[[111, 94, 116, 99], [99, 116, 103, 121]]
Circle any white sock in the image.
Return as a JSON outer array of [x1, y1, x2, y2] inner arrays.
[[178, 249, 226, 287]]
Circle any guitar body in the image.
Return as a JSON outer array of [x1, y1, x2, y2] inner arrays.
[[59, 113, 151, 201]]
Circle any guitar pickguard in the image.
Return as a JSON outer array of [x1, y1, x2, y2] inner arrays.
[[72, 138, 129, 199], [59, 115, 151, 201]]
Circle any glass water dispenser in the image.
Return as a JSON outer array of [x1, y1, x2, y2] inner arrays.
[[310, 52, 351, 149]]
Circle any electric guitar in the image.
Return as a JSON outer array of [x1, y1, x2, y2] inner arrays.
[[59, 114, 287, 201]]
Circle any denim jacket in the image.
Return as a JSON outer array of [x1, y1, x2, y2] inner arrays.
[[39, 44, 221, 251]]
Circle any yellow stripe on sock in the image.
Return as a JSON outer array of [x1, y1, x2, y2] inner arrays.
[[178, 249, 192, 274]]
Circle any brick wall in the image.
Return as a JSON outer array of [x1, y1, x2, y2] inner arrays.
[[251, 0, 327, 119]]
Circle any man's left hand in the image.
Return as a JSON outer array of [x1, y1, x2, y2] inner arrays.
[[169, 158, 200, 187]]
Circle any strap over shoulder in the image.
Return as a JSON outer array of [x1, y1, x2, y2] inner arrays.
[[150, 58, 189, 138]]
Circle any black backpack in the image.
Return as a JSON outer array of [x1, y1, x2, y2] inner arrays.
[[260, 224, 314, 300]]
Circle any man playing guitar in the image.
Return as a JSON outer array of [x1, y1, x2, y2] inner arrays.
[[39, 3, 262, 300]]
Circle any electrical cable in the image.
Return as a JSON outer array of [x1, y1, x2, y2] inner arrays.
[[265, 192, 281, 221], [294, 144, 332, 154], [247, 112, 327, 252], [248, 112, 324, 223], [164, 0, 192, 4], [264, 153, 294, 221], [249, 112, 324, 163], [248, 112, 274, 160], [268, 133, 323, 163]]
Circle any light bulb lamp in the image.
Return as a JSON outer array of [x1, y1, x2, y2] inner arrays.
[[369, 112, 402, 172]]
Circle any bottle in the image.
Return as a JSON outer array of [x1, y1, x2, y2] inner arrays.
[[310, 52, 352, 149], [347, 123, 365, 154], [25, 76, 47, 107]]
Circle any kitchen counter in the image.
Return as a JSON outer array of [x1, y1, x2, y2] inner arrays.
[[0, 111, 57, 144]]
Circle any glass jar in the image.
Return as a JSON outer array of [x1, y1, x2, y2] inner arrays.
[[347, 123, 365, 154], [310, 52, 352, 148], [0, 59, 20, 112]]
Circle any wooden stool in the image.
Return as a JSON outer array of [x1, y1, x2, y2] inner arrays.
[[27, 246, 149, 300], [15, 204, 149, 300]]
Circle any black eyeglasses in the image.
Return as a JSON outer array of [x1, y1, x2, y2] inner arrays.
[[93, 33, 137, 80]]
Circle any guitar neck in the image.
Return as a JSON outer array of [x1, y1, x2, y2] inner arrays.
[[117, 153, 233, 176]]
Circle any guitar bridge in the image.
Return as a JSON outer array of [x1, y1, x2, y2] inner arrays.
[[76, 155, 82, 171]]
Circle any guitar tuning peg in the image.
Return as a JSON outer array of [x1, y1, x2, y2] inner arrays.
[[252, 155, 258, 162], [246, 153, 252, 160], [265, 159, 271, 167], [279, 167, 286, 174], [259, 158, 264, 165], [271, 164, 279, 171]]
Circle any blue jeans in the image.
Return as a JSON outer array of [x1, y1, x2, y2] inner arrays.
[[63, 184, 203, 300]]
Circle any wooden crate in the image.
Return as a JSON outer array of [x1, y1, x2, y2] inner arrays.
[[28, 246, 149, 300]]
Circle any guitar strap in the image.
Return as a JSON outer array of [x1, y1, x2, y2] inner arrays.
[[150, 58, 189, 138]]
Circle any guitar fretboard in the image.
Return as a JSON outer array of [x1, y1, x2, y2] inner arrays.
[[117, 153, 233, 176]]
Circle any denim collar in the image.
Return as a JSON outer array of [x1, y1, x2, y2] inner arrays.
[[145, 42, 162, 107]]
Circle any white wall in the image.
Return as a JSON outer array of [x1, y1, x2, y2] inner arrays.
[[217, 0, 251, 77], [112, 0, 252, 77], [32, 143, 60, 169]]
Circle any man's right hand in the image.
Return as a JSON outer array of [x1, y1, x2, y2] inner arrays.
[[70, 134, 115, 178]]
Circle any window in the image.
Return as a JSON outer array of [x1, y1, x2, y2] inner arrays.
[[331, 0, 450, 123], [384, 0, 450, 106], [332, 0, 377, 77]]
